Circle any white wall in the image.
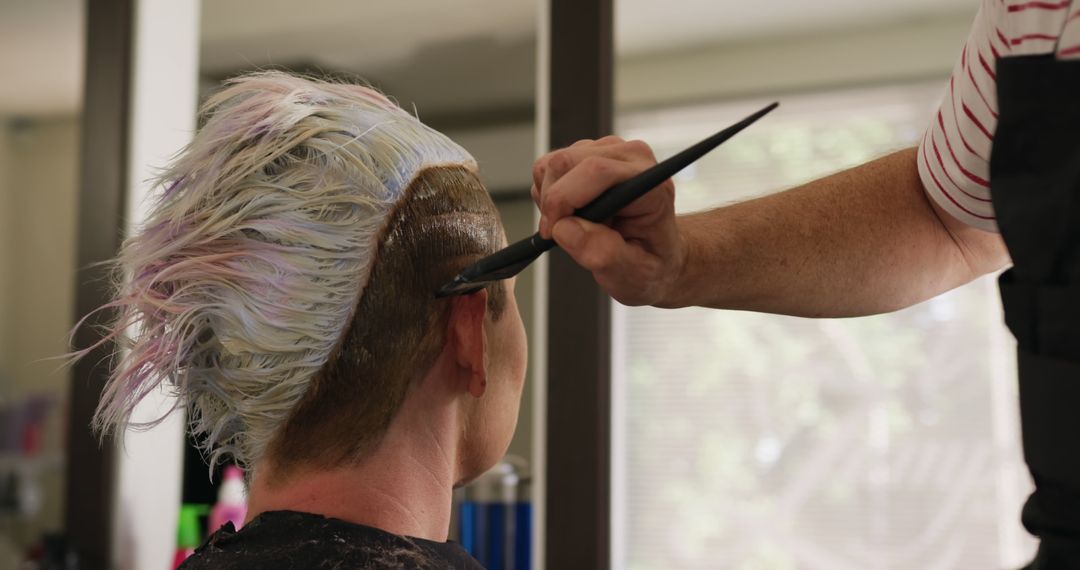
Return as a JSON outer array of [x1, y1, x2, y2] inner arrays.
[[110, 2, 201, 570]]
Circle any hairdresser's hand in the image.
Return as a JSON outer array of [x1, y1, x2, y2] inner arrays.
[[532, 137, 684, 307]]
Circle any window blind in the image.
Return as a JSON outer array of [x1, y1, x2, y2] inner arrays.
[[611, 82, 1035, 570]]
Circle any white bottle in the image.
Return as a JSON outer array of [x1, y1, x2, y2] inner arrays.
[[208, 465, 248, 534]]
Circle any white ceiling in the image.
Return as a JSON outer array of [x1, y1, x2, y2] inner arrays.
[[0, 0, 980, 117]]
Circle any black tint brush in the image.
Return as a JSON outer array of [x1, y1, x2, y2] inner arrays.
[[435, 101, 779, 298]]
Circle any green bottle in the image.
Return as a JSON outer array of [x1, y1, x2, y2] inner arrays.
[[172, 504, 208, 569]]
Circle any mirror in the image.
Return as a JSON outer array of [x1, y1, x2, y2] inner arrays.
[[0, 2, 84, 566]]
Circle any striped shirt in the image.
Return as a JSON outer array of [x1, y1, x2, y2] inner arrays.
[[917, 0, 1080, 232]]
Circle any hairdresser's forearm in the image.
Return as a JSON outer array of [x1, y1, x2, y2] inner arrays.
[[661, 148, 1009, 317]]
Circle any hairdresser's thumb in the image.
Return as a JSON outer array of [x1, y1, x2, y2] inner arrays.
[[552, 217, 624, 273], [552, 217, 586, 251]]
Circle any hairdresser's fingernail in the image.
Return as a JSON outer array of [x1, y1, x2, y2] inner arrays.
[[554, 219, 584, 249], [539, 214, 549, 236]]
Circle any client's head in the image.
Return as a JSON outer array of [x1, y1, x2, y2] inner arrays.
[[89, 71, 526, 488]]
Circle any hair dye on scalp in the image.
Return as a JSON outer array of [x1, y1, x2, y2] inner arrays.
[[270, 166, 506, 476], [71, 71, 506, 477]]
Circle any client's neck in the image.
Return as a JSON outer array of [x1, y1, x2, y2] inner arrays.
[[247, 381, 464, 542]]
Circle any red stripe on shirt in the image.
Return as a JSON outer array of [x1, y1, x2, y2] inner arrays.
[[931, 134, 994, 202], [947, 79, 990, 162], [967, 65, 1000, 118], [996, 27, 1014, 52], [938, 109, 992, 188], [1011, 33, 1061, 45], [1059, 44, 1080, 56], [978, 51, 998, 81], [962, 103, 995, 143], [920, 142, 996, 220], [1007, 1, 1070, 12], [984, 8, 1007, 56]]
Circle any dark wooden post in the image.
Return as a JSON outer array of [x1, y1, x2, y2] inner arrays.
[[65, 1, 134, 567], [544, 0, 615, 567]]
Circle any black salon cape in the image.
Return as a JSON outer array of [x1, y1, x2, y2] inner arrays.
[[178, 510, 484, 570]]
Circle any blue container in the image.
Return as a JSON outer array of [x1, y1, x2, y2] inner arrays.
[[457, 460, 531, 570]]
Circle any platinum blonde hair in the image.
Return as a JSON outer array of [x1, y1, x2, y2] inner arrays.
[[79, 71, 476, 470]]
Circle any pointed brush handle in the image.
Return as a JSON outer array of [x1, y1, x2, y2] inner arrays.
[[573, 102, 778, 223]]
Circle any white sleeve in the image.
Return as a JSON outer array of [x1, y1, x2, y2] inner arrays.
[[917, 0, 1076, 232], [916, 0, 1003, 233], [1059, 3, 1080, 58]]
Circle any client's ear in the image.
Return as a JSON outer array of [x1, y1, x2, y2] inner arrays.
[[447, 290, 489, 398]]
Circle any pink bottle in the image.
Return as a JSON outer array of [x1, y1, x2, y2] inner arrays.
[[208, 465, 248, 534]]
